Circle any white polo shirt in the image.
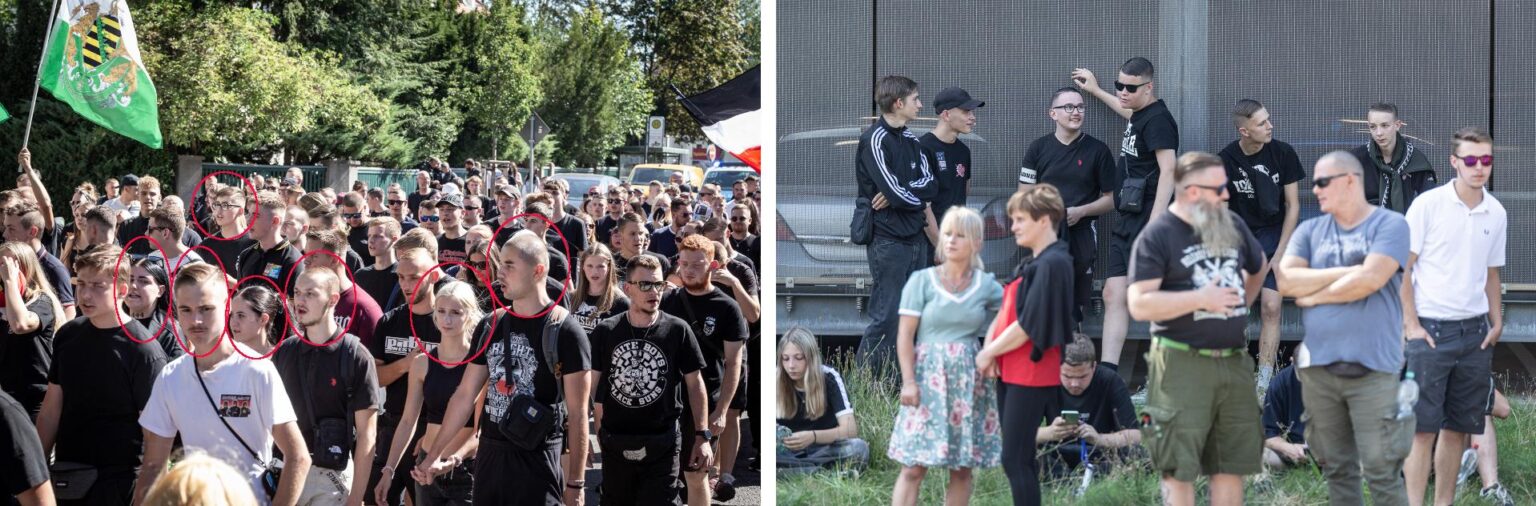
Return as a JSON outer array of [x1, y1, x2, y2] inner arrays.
[[1404, 182, 1506, 320]]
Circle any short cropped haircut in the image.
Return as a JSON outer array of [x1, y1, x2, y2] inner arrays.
[[367, 216, 402, 238], [541, 178, 568, 194], [393, 227, 439, 259], [523, 192, 553, 208], [1049, 87, 1080, 107], [366, 188, 385, 201], [1369, 102, 1398, 118], [626, 252, 662, 279], [1451, 126, 1493, 156], [341, 193, 364, 210], [147, 207, 187, 237], [255, 191, 286, 217], [85, 205, 118, 228], [504, 229, 550, 269], [1006, 185, 1065, 227], [1174, 152, 1225, 184], [875, 75, 919, 113], [4, 203, 45, 234], [1232, 99, 1264, 128], [76, 245, 131, 285], [1063, 334, 1097, 366], [524, 200, 554, 219], [1120, 57, 1155, 78], [617, 212, 647, 234], [305, 229, 348, 255], [678, 233, 715, 258], [173, 262, 228, 293]]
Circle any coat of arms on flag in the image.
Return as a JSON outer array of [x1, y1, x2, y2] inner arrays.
[[39, 0, 163, 148]]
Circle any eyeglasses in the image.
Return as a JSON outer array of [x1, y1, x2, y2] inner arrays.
[[1052, 104, 1087, 114], [213, 203, 243, 211], [628, 280, 667, 292], [1312, 172, 1357, 189], [420, 215, 440, 222], [468, 260, 488, 271], [1459, 155, 1494, 167], [1113, 80, 1150, 93], [1185, 183, 1228, 195]]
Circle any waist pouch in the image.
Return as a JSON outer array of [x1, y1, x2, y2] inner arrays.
[[499, 393, 560, 451], [50, 462, 98, 501], [312, 417, 353, 470], [1117, 176, 1147, 214]]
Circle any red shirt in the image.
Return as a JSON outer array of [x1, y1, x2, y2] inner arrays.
[[991, 277, 1061, 387]]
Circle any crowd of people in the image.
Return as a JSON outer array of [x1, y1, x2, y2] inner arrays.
[[0, 152, 762, 506], [783, 57, 1513, 506]]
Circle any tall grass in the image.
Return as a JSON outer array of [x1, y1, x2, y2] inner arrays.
[[777, 353, 1536, 505]]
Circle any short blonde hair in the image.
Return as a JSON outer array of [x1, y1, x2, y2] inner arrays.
[[393, 227, 439, 259], [142, 453, 259, 506], [936, 206, 985, 272]]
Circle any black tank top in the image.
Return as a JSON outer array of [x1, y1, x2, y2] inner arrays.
[[423, 353, 469, 426]]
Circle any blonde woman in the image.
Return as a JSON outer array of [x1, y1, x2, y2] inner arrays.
[[0, 242, 66, 418], [887, 207, 1004, 505], [375, 281, 485, 506], [776, 326, 868, 476], [142, 453, 260, 506], [572, 244, 629, 333]]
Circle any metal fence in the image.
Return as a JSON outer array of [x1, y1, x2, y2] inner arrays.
[[778, 0, 1535, 286]]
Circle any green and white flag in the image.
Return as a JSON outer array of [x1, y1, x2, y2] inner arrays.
[[38, 0, 162, 148]]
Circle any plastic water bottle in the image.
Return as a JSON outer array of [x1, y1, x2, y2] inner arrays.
[[1457, 445, 1479, 485], [1396, 372, 1419, 420]]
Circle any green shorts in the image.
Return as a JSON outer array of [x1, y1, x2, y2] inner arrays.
[[1141, 343, 1262, 482]]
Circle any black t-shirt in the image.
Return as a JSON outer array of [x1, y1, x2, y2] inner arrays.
[[1117, 99, 1180, 209], [547, 246, 571, 285], [48, 319, 167, 466], [778, 366, 851, 432], [574, 293, 630, 334], [437, 234, 469, 266], [40, 222, 65, 260], [37, 251, 73, 306], [356, 263, 399, 311], [348, 226, 375, 267], [1262, 366, 1306, 443], [488, 217, 525, 247], [471, 308, 591, 443], [1129, 210, 1264, 348], [370, 305, 441, 416], [235, 241, 305, 294], [614, 252, 672, 284], [1220, 140, 1306, 229], [201, 236, 257, 274], [1049, 365, 1139, 435], [595, 215, 622, 246], [0, 390, 48, 499], [659, 287, 747, 391], [137, 311, 185, 360], [1012, 241, 1076, 359], [919, 133, 973, 222], [272, 333, 382, 449], [591, 313, 706, 435], [731, 234, 760, 267], [1020, 133, 1117, 221], [408, 192, 431, 220], [551, 214, 588, 257], [0, 296, 56, 417]]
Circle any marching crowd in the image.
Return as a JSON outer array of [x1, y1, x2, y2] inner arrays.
[[0, 153, 762, 506], [776, 57, 1514, 506]]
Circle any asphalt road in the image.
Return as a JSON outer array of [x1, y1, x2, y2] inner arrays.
[[581, 437, 763, 505]]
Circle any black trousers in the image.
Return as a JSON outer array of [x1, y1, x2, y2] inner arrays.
[[473, 437, 563, 505], [600, 431, 683, 506], [366, 415, 423, 506], [1000, 383, 1059, 506]]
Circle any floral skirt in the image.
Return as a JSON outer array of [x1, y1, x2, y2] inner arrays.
[[886, 340, 1001, 468]]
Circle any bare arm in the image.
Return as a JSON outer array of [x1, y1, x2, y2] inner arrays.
[[1482, 267, 1503, 349], [1296, 253, 1401, 306], [375, 351, 420, 387], [1149, 150, 1177, 220], [1275, 256, 1355, 298], [1128, 278, 1243, 322], [561, 370, 593, 485], [816, 413, 859, 443], [271, 421, 311, 506], [721, 273, 760, 323], [981, 320, 1029, 359], [1080, 192, 1115, 218], [348, 408, 378, 506], [682, 371, 713, 472], [132, 431, 175, 505], [1400, 253, 1420, 330], [17, 150, 53, 227], [15, 480, 53, 506], [2, 284, 40, 334], [1071, 69, 1133, 119], [1274, 183, 1301, 268], [36, 384, 61, 454], [379, 357, 427, 485], [923, 205, 939, 249], [895, 315, 919, 390], [711, 341, 745, 430], [421, 364, 488, 464]]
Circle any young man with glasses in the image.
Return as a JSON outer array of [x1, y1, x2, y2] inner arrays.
[[1128, 152, 1264, 506], [1018, 87, 1117, 324], [1071, 56, 1180, 370], [1275, 152, 1412, 505], [1219, 99, 1304, 395], [1401, 128, 1507, 506], [1349, 102, 1437, 214], [921, 87, 984, 224], [416, 199, 441, 237], [592, 254, 714, 506], [651, 200, 693, 258], [342, 193, 375, 267]]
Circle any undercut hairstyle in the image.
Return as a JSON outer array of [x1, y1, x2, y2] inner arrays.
[[341, 193, 364, 210], [366, 188, 384, 201], [524, 200, 554, 220], [875, 75, 919, 113], [1174, 151, 1226, 184], [625, 252, 661, 280], [138, 176, 161, 194], [1451, 126, 1493, 156], [174, 262, 229, 293], [147, 206, 187, 237], [699, 216, 727, 236], [523, 192, 553, 208], [541, 178, 568, 194], [1232, 99, 1264, 128], [1006, 184, 1066, 227], [78, 245, 132, 287], [678, 233, 715, 258], [255, 191, 286, 218], [669, 199, 690, 213], [305, 229, 349, 255], [1120, 57, 1155, 78], [1063, 333, 1097, 366], [1049, 86, 1080, 107], [504, 229, 550, 269], [617, 212, 647, 234], [4, 202, 46, 235], [85, 205, 118, 228], [367, 216, 402, 239], [212, 185, 246, 204], [1368, 102, 1398, 118], [393, 227, 439, 259]]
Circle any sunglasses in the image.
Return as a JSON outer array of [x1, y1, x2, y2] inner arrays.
[[628, 280, 668, 292], [1186, 183, 1228, 195], [1459, 155, 1494, 167], [1312, 172, 1357, 189], [1113, 80, 1149, 93], [607, 199, 623, 204], [388, 200, 406, 206], [468, 260, 488, 271], [343, 213, 363, 219], [420, 215, 440, 222], [465, 206, 480, 212]]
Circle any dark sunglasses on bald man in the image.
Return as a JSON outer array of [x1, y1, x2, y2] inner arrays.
[[1312, 172, 1357, 189]]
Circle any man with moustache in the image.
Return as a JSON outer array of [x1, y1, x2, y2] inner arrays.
[[1349, 103, 1437, 213], [273, 269, 382, 506], [1017, 87, 1117, 323], [1128, 152, 1265, 506], [921, 87, 984, 223], [1276, 151, 1412, 505], [135, 263, 312, 505]]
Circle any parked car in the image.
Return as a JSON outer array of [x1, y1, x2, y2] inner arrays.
[[628, 163, 704, 188], [703, 166, 756, 201], [552, 173, 622, 209]]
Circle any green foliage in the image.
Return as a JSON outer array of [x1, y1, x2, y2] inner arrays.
[[538, 6, 652, 167], [453, 3, 542, 160], [605, 0, 750, 142]]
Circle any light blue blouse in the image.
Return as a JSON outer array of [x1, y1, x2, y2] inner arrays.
[[897, 266, 1004, 345]]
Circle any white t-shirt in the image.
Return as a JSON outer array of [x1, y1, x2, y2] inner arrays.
[[140, 344, 296, 504], [1405, 182, 1507, 320], [148, 249, 206, 273], [105, 197, 140, 219]]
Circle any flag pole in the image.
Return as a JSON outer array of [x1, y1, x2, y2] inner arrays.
[[21, 0, 64, 158]]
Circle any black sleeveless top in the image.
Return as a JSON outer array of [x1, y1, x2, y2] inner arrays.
[[424, 353, 469, 427]]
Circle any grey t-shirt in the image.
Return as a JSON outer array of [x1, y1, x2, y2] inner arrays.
[[1287, 207, 1410, 373]]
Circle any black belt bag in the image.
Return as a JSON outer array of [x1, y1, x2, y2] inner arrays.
[[600, 428, 679, 465], [1118, 176, 1147, 214], [312, 417, 353, 470], [850, 196, 874, 245], [497, 308, 570, 451], [50, 462, 98, 500]]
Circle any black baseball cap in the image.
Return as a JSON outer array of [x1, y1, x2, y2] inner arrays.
[[121, 174, 140, 187], [934, 87, 984, 113]]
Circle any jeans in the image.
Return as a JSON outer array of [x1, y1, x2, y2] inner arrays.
[[859, 236, 929, 372], [1298, 367, 1413, 506], [776, 439, 869, 477]]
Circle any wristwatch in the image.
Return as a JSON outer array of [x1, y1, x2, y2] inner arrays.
[[695, 429, 717, 442]]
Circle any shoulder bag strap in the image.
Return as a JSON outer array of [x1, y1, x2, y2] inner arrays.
[[192, 363, 267, 464]]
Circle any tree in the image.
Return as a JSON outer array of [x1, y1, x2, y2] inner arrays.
[[607, 0, 750, 141], [539, 6, 651, 167], [453, 2, 542, 165]]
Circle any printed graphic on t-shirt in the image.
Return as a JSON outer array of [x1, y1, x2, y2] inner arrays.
[[702, 316, 717, 337], [1314, 230, 1372, 267], [609, 339, 668, 408], [936, 151, 948, 172], [1180, 244, 1249, 321], [220, 394, 253, 417], [1121, 122, 1137, 157], [264, 263, 282, 278], [575, 303, 600, 332], [485, 333, 536, 423], [956, 163, 967, 178], [385, 335, 435, 356]]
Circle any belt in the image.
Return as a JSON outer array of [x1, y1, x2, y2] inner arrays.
[[1152, 336, 1244, 358]]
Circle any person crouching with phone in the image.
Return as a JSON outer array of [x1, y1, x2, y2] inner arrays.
[[1035, 335, 1142, 479]]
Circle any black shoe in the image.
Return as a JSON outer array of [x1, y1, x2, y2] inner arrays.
[[713, 478, 737, 502]]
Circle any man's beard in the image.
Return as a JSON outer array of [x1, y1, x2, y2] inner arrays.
[[1188, 200, 1242, 253], [683, 275, 710, 292]]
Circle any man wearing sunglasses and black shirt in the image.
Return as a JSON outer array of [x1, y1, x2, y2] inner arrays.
[[1018, 87, 1117, 324], [1071, 56, 1179, 370], [384, 187, 419, 234], [342, 194, 375, 266], [726, 203, 759, 268]]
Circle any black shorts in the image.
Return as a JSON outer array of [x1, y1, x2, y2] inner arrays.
[[473, 437, 564, 505], [599, 430, 682, 506], [1062, 222, 1098, 319], [366, 416, 423, 506], [1249, 224, 1282, 291], [1106, 210, 1151, 278], [705, 367, 750, 412], [1406, 316, 1493, 435]]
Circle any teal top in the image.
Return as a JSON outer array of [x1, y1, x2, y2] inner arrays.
[[898, 266, 1004, 345]]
